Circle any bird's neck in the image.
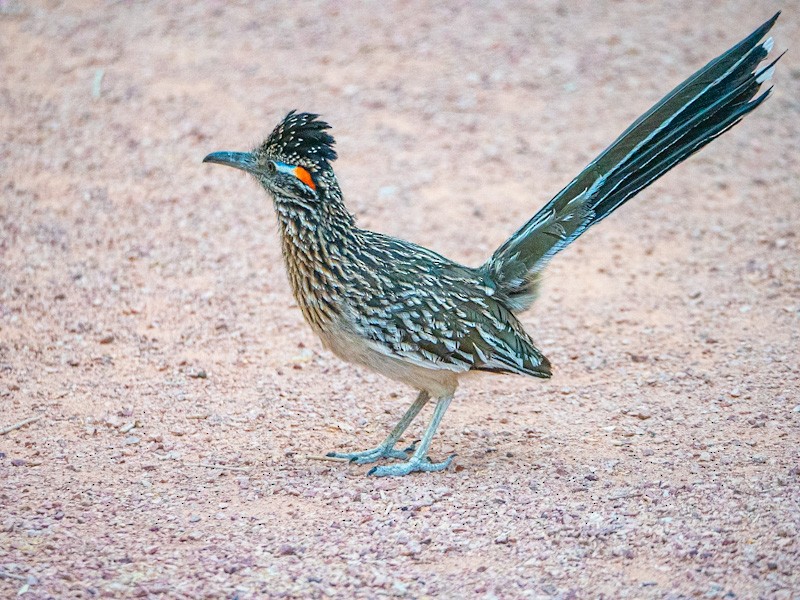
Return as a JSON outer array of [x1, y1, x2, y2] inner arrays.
[[271, 185, 359, 329], [272, 182, 357, 252]]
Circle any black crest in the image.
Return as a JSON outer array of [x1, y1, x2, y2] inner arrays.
[[264, 111, 337, 170]]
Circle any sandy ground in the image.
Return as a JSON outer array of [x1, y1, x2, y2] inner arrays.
[[2, 1, 799, 598]]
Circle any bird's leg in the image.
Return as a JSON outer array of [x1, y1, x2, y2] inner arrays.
[[368, 394, 455, 477], [326, 391, 429, 464]]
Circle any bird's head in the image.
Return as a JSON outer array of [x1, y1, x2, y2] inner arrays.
[[203, 111, 338, 210]]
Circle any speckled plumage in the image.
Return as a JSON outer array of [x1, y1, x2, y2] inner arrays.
[[204, 15, 780, 476], [251, 112, 552, 393]]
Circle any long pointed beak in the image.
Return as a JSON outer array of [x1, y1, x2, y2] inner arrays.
[[202, 151, 258, 174]]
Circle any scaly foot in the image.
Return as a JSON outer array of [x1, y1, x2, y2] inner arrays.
[[367, 454, 455, 477], [326, 441, 417, 465]]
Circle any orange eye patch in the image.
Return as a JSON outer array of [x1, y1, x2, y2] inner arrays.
[[293, 166, 316, 190], [274, 161, 317, 191]]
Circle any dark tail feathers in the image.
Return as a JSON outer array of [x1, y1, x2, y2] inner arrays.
[[482, 13, 782, 313]]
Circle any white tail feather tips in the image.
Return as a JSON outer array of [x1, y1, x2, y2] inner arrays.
[[756, 65, 775, 84], [763, 37, 774, 53]]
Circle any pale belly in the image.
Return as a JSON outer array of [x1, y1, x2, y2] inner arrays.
[[315, 322, 460, 399]]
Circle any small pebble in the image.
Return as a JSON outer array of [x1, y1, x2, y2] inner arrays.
[[391, 581, 408, 594], [628, 406, 652, 420]]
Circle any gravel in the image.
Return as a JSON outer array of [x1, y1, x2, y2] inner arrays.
[[1, 1, 799, 598]]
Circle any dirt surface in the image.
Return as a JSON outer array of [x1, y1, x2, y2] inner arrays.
[[2, 1, 799, 598]]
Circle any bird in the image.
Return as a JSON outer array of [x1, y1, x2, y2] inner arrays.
[[203, 14, 781, 477]]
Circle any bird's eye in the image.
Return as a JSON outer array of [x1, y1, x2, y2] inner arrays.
[[267, 161, 277, 174]]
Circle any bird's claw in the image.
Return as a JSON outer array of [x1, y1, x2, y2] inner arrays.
[[367, 454, 456, 477], [326, 443, 412, 465]]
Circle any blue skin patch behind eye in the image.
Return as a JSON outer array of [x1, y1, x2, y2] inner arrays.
[[274, 161, 295, 175]]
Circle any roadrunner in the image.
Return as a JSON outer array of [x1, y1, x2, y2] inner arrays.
[[204, 15, 781, 476]]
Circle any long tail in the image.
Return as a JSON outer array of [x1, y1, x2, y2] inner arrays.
[[482, 13, 782, 313]]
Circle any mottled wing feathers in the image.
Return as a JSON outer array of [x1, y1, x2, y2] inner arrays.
[[347, 233, 551, 379]]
